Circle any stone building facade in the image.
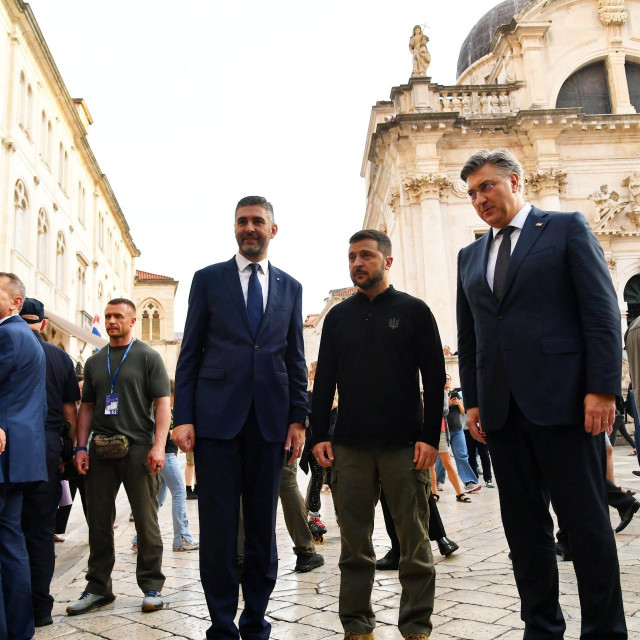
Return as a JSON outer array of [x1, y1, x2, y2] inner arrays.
[[361, 0, 640, 353], [133, 270, 181, 379], [0, 0, 138, 367]]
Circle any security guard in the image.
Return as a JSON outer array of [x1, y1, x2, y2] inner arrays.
[[20, 298, 79, 627]]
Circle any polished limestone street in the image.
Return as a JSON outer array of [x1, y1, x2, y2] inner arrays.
[[41, 447, 640, 640]]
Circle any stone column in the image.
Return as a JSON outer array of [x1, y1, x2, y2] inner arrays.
[[402, 174, 453, 337], [606, 52, 635, 114], [525, 168, 567, 211]]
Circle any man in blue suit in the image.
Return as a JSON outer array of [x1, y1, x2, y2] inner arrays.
[[456, 149, 627, 639], [173, 196, 308, 640], [0, 272, 47, 640]]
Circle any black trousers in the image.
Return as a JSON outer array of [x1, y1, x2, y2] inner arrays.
[[55, 472, 87, 534], [195, 407, 283, 640], [379, 485, 446, 555], [488, 398, 626, 640], [464, 429, 493, 482], [22, 430, 62, 619]]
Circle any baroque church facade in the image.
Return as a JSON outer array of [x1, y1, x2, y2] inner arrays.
[[359, 0, 640, 354]]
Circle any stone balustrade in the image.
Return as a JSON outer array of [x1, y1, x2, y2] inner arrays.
[[437, 87, 518, 115]]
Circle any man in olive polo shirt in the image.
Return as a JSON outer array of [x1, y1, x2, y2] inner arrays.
[[67, 298, 171, 616]]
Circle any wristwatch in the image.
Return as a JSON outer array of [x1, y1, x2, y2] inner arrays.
[[74, 446, 88, 452]]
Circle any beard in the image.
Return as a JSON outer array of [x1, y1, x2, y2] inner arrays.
[[237, 236, 266, 258], [351, 267, 384, 290]]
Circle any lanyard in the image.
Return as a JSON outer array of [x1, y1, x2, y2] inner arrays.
[[107, 338, 135, 393]]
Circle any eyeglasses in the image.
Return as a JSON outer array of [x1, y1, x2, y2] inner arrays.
[[467, 178, 504, 201]]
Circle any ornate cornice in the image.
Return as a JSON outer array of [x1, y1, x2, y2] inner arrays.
[[525, 168, 568, 196], [402, 174, 452, 202]]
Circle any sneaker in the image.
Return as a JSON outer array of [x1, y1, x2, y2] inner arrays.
[[173, 537, 199, 551], [141, 590, 163, 612], [464, 481, 482, 493], [436, 482, 445, 491], [66, 591, 116, 615], [294, 552, 324, 572], [486, 480, 495, 488], [131, 542, 138, 553]]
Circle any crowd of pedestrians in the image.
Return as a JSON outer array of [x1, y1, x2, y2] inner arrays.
[[2, 147, 640, 640]]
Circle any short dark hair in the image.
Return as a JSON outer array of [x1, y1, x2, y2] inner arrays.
[[349, 229, 392, 258], [460, 148, 524, 192], [106, 297, 136, 313], [235, 196, 274, 220], [0, 272, 26, 310]]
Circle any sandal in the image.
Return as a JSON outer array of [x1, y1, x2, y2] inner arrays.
[[456, 493, 471, 503]]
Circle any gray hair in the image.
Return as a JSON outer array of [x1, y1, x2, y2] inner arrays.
[[0, 272, 26, 311], [460, 148, 524, 192]]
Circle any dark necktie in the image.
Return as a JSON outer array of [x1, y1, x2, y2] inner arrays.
[[493, 226, 515, 303], [247, 263, 263, 338]]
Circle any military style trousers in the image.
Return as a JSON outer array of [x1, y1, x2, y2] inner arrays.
[[333, 443, 435, 637], [85, 442, 165, 595]]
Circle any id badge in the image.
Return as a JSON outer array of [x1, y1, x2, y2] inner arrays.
[[105, 393, 119, 415]]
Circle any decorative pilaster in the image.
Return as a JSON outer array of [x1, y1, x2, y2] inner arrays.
[[598, 0, 627, 43], [402, 174, 452, 203], [525, 168, 567, 209]]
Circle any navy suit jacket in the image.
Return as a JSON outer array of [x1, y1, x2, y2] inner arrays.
[[173, 257, 308, 442], [457, 206, 621, 432], [0, 315, 47, 483]]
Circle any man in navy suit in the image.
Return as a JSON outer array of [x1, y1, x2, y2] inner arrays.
[[0, 273, 47, 640], [456, 149, 627, 639], [173, 196, 308, 640]]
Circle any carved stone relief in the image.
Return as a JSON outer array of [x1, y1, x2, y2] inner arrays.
[[598, 0, 627, 26], [526, 168, 568, 196], [402, 174, 452, 202], [585, 174, 640, 233]]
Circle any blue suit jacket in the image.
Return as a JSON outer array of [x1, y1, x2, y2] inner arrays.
[[173, 257, 308, 442], [457, 206, 621, 432], [0, 315, 47, 483]]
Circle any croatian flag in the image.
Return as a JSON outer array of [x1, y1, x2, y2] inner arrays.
[[91, 315, 101, 338], [91, 315, 101, 353]]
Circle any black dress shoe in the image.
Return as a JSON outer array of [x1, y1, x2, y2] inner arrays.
[[555, 541, 572, 561], [615, 499, 640, 533], [375, 549, 400, 571], [294, 553, 324, 573], [34, 616, 53, 627], [437, 537, 459, 557], [632, 470, 640, 477]]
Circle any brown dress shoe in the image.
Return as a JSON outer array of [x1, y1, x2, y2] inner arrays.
[[344, 633, 375, 639], [404, 635, 429, 640]]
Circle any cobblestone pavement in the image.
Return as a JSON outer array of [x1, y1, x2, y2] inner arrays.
[[42, 447, 640, 640]]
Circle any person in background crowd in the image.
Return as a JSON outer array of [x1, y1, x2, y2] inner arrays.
[[313, 229, 444, 640], [457, 148, 626, 638], [0, 272, 47, 640], [19, 298, 79, 627], [67, 298, 171, 616], [435, 375, 480, 493], [185, 451, 197, 500], [172, 196, 308, 640]]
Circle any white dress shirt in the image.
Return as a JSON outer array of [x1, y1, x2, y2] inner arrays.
[[0, 314, 14, 325], [236, 253, 269, 312], [486, 203, 532, 291]]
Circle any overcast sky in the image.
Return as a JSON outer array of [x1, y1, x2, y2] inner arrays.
[[27, 0, 499, 332]]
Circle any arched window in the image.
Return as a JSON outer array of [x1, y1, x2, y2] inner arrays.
[[98, 214, 104, 250], [626, 62, 640, 113], [26, 84, 33, 136], [98, 281, 104, 309], [77, 265, 86, 310], [37, 209, 49, 274], [141, 300, 162, 341], [624, 275, 640, 325], [56, 231, 66, 290], [18, 71, 26, 125], [46, 121, 53, 166], [58, 142, 64, 185], [77, 182, 86, 225], [556, 61, 611, 114], [13, 180, 28, 255], [40, 111, 46, 156], [64, 150, 69, 190]]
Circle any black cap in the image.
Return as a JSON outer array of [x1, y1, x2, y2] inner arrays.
[[20, 298, 45, 321]]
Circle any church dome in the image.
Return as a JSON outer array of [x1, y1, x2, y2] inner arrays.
[[456, 0, 535, 79]]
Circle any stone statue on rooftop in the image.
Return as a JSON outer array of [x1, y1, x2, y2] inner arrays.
[[410, 25, 431, 77]]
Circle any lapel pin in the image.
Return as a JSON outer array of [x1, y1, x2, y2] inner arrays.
[[276, 277, 280, 281], [535, 222, 543, 227]]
